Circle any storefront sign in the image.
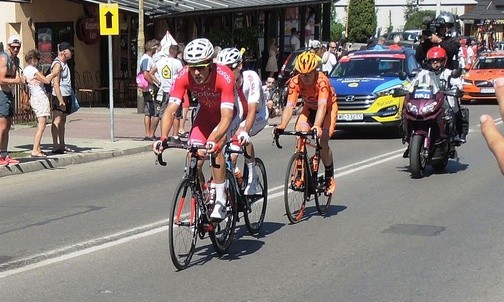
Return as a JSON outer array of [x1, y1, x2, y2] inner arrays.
[[76, 18, 100, 45]]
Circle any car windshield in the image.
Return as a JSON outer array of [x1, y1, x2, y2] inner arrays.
[[473, 57, 504, 69], [330, 57, 404, 78]]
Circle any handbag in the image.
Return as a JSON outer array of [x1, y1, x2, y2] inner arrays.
[[136, 71, 149, 91], [70, 90, 80, 114], [21, 84, 31, 113]]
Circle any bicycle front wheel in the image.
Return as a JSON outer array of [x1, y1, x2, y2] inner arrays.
[[284, 152, 308, 224], [209, 170, 238, 255], [169, 178, 198, 270], [314, 166, 332, 216], [243, 158, 268, 235]]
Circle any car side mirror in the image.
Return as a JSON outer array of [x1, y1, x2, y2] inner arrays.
[[393, 88, 409, 98], [398, 71, 407, 81]]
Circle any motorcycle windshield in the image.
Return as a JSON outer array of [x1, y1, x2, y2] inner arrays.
[[407, 70, 441, 98]]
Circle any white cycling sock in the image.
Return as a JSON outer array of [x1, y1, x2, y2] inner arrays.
[[247, 162, 256, 183], [214, 182, 226, 205]]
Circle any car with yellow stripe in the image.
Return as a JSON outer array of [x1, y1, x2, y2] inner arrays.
[[328, 49, 420, 133]]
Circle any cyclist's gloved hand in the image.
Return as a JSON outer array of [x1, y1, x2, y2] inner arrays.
[[237, 131, 251, 145], [311, 125, 322, 138], [206, 140, 221, 154], [273, 124, 286, 136], [153, 137, 167, 155]]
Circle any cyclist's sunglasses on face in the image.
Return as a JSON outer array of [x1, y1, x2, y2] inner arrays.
[[188, 62, 211, 70], [10, 45, 20, 50]]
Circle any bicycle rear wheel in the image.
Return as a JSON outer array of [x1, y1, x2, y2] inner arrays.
[[169, 178, 198, 270], [284, 152, 308, 224], [242, 158, 268, 235], [209, 170, 238, 255]]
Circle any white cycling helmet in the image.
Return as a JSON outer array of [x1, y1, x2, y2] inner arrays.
[[309, 39, 322, 49], [183, 38, 214, 64], [216, 47, 242, 69]]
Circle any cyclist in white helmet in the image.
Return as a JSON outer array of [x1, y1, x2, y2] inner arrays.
[[153, 38, 241, 221], [216, 47, 269, 195]]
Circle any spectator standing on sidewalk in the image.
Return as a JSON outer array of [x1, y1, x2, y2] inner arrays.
[[321, 41, 338, 73], [138, 39, 159, 140], [265, 38, 279, 78], [176, 43, 190, 138], [149, 44, 183, 143], [23, 49, 58, 158], [0, 35, 24, 165], [290, 28, 301, 52], [50, 42, 75, 154]]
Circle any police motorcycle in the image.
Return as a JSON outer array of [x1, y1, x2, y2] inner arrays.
[[394, 68, 464, 178]]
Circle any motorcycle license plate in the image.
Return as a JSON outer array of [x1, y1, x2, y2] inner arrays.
[[338, 113, 363, 121], [480, 87, 495, 94]]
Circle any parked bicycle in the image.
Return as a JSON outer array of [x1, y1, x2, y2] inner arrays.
[[223, 140, 268, 235], [273, 128, 331, 223], [157, 141, 238, 270]]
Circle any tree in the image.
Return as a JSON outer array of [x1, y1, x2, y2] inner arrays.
[[347, 0, 377, 43], [331, 22, 346, 42], [404, 10, 436, 31]]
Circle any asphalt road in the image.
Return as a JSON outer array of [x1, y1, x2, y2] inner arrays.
[[0, 104, 503, 302]]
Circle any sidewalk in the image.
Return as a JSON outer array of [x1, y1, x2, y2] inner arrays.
[[1, 108, 154, 178], [1, 107, 283, 178]]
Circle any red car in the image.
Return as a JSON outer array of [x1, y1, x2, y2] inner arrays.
[[462, 51, 504, 103]]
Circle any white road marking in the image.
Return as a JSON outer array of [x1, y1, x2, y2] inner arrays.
[[1, 118, 499, 277]]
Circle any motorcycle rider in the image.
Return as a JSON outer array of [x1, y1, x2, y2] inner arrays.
[[403, 46, 468, 158]]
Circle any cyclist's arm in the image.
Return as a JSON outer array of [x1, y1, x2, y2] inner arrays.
[[208, 106, 233, 144], [243, 73, 261, 133], [278, 76, 299, 128], [314, 74, 330, 127]]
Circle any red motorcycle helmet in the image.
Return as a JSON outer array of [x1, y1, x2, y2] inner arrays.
[[426, 46, 447, 61]]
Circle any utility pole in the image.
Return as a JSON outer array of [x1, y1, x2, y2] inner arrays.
[[137, 0, 145, 114]]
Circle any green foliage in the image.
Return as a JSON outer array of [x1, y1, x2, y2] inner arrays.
[[331, 22, 346, 41], [404, 10, 436, 30], [347, 0, 377, 43]]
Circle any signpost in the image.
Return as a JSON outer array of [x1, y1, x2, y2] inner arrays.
[[99, 2, 119, 142]]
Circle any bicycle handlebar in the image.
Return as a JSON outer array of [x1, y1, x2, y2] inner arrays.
[[223, 140, 251, 159], [272, 128, 317, 149], [156, 141, 211, 167]]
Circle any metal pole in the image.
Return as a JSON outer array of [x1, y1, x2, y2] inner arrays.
[[108, 0, 115, 141], [108, 34, 114, 141], [137, 0, 145, 114]]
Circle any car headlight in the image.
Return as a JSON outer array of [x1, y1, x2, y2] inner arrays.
[[462, 79, 473, 86], [376, 84, 405, 97], [406, 102, 418, 114], [421, 101, 438, 114]]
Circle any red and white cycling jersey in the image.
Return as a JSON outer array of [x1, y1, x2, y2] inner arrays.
[[170, 64, 236, 126], [170, 64, 240, 145]]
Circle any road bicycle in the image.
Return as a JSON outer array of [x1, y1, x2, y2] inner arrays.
[[273, 128, 331, 224], [223, 140, 268, 235], [157, 141, 238, 270]]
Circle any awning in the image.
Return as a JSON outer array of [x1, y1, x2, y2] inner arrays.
[[459, 0, 504, 20], [80, 0, 333, 17]]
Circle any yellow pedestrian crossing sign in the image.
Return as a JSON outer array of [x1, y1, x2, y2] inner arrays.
[[99, 3, 119, 35]]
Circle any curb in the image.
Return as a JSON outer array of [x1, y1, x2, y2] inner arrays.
[[0, 145, 152, 178]]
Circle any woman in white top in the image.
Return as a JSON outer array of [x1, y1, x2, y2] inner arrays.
[[23, 49, 57, 157]]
